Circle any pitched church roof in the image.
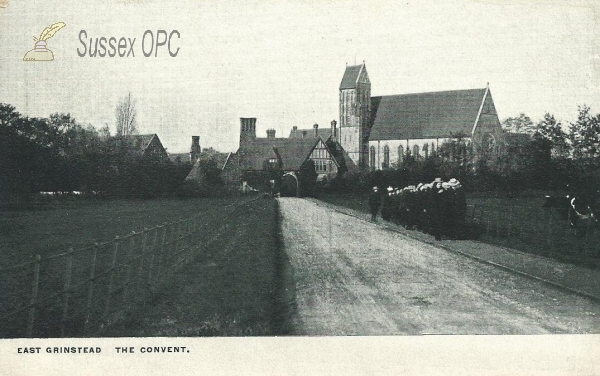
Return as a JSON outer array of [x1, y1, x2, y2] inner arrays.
[[339, 64, 364, 90], [369, 88, 487, 140]]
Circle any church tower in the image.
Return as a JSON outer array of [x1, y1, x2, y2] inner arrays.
[[339, 62, 371, 169]]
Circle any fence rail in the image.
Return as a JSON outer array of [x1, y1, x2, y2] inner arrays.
[[0, 197, 253, 338]]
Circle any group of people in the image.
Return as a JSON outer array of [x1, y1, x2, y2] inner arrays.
[[368, 178, 467, 240]]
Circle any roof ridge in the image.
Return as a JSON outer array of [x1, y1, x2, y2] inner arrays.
[[373, 87, 486, 98]]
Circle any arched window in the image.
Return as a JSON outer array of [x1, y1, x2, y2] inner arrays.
[[383, 145, 390, 168], [370, 146, 376, 169], [412, 144, 420, 158], [398, 145, 404, 163]]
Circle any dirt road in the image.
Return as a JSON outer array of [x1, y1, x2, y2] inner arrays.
[[278, 198, 600, 335]]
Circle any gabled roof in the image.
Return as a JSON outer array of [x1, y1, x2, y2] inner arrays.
[[369, 88, 487, 140], [121, 134, 157, 150], [237, 139, 281, 170], [339, 64, 363, 90], [235, 136, 347, 171], [265, 138, 319, 171]]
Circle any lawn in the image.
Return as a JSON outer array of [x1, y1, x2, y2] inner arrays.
[[318, 192, 600, 270], [0, 195, 286, 337], [0, 196, 236, 266]]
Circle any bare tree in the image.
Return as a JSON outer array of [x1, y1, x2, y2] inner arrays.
[[115, 92, 138, 136]]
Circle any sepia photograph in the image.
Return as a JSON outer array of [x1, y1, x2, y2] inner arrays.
[[0, 0, 599, 374]]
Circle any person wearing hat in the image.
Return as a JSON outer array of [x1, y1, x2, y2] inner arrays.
[[404, 185, 416, 230], [448, 178, 466, 237], [430, 178, 447, 240], [381, 186, 394, 221], [368, 186, 381, 222]]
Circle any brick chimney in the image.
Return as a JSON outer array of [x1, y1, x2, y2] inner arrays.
[[239, 118, 257, 144], [266, 129, 276, 139], [190, 136, 201, 164], [302, 130, 307, 138], [313, 123, 319, 137], [331, 120, 337, 142], [292, 126, 298, 137]]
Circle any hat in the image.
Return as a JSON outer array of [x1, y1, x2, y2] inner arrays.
[[372, 186, 378, 191], [387, 186, 394, 191], [448, 178, 462, 189], [433, 177, 443, 184]]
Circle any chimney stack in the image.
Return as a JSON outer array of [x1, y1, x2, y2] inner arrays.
[[266, 129, 276, 139], [302, 130, 307, 138], [239, 117, 257, 144], [331, 120, 337, 142], [190, 136, 201, 164], [313, 123, 319, 137]]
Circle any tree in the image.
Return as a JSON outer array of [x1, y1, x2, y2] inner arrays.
[[0, 103, 21, 128], [502, 113, 536, 134], [115, 92, 138, 136], [569, 105, 600, 160], [535, 113, 569, 158]]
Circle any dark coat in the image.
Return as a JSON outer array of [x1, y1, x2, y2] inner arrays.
[[368, 191, 381, 211]]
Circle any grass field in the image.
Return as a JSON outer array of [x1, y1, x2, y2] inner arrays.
[[102, 195, 285, 337], [0, 197, 236, 267], [0, 195, 287, 337], [318, 192, 600, 270]]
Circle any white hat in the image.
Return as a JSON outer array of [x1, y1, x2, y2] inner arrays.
[[433, 177, 443, 184], [448, 178, 462, 189], [387, 186, 394, 191]]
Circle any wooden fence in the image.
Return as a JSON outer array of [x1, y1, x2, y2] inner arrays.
[[0, 198, 248, 338]]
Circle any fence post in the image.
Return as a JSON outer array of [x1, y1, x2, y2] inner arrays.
[[26, 255, 41, 338], [104, 236, 120, 318], [156, 224, 168, 284], [137, 228, 149, 293], [60, 248, 74, 337], [147, 227, 159, 288], [83, 243, 98, 335], [123, 232, 136, 307], [176, 220, 183, 264]]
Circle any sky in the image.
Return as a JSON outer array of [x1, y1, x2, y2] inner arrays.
[[0, 0, 598, 153]]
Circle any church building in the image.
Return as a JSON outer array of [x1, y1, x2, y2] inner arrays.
[[221, 61, 505, 187], [338, 62, 505, 170]]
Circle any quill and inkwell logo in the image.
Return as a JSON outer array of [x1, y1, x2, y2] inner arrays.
[[23, 22, 66, 61]]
